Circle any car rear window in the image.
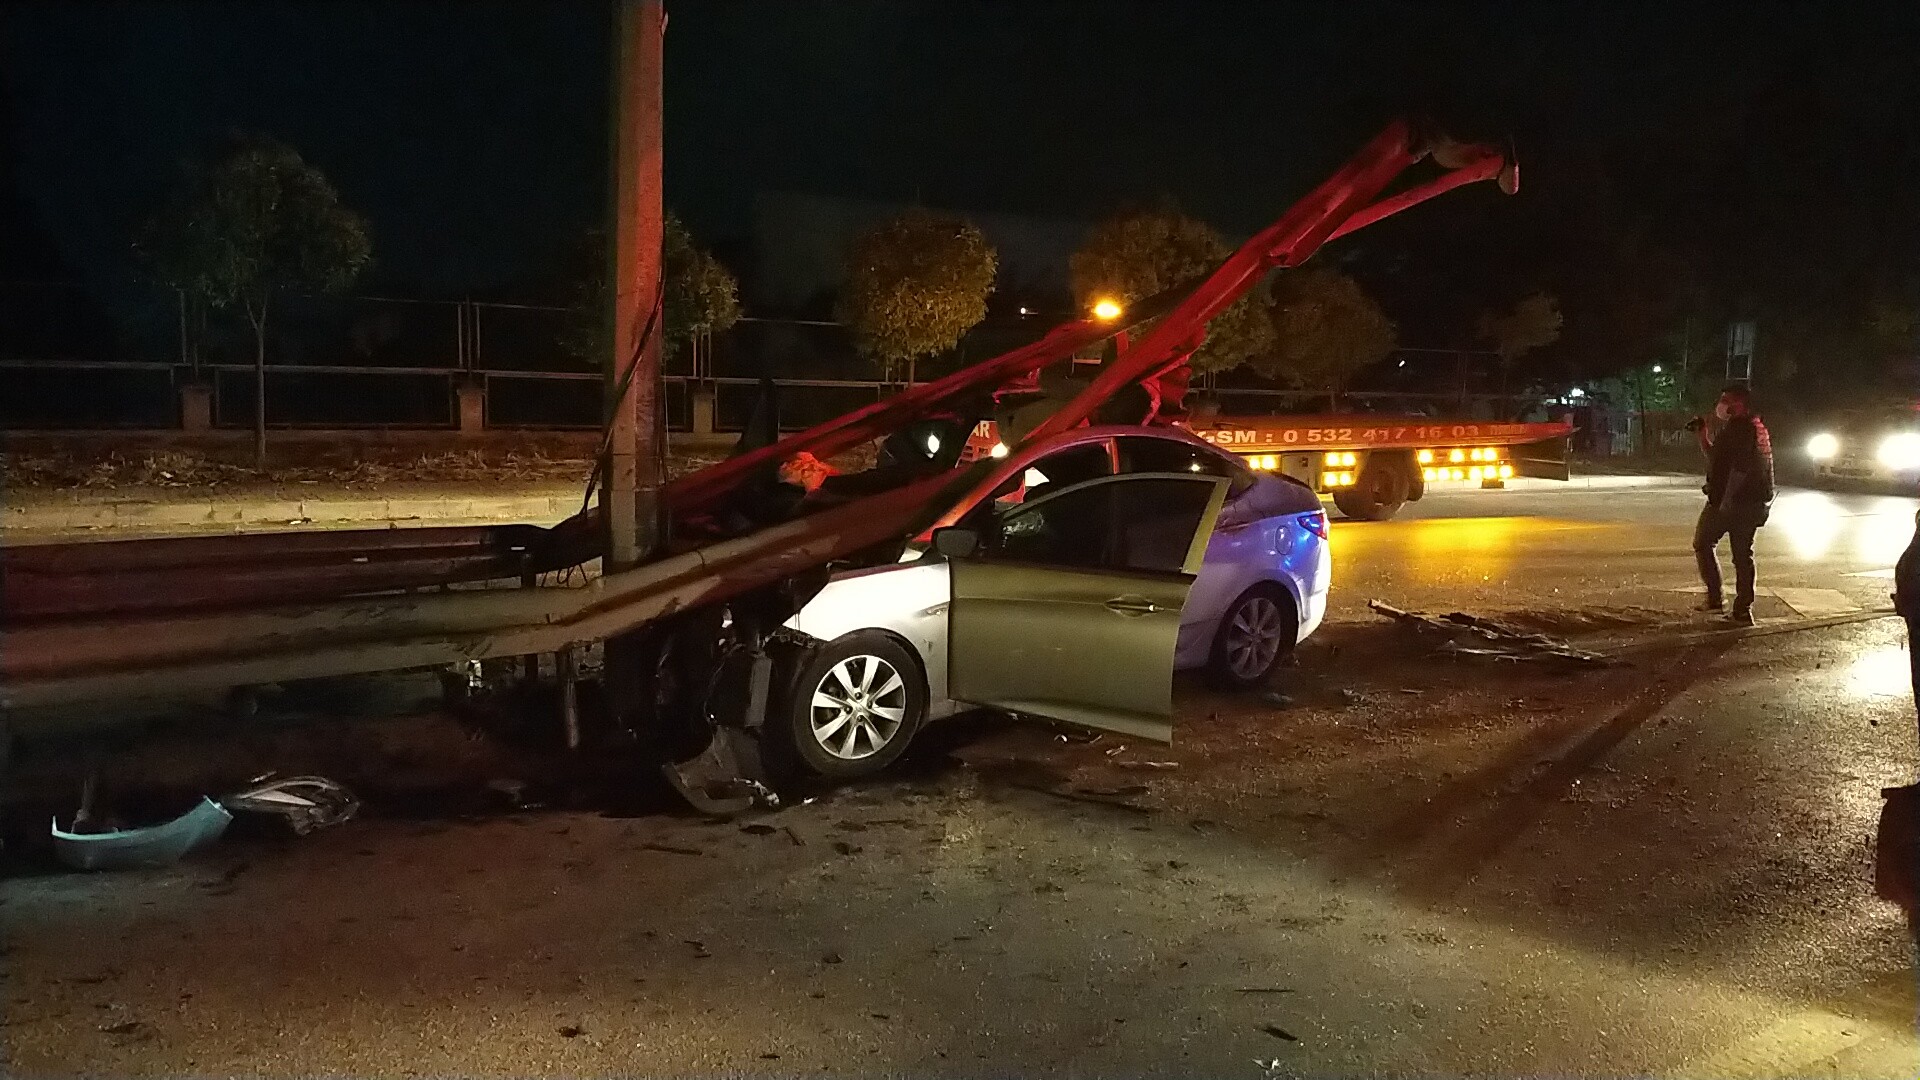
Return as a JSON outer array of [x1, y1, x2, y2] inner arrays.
[[1116, 436, 1254, 497]]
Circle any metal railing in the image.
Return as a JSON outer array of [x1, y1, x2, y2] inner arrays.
[[0, 281, 1550, 431], [0, 354, 1558, 433]]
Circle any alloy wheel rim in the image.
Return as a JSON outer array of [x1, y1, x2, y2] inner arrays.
[[810, 654, 909, 760], [1225, 596, 1285, 679]]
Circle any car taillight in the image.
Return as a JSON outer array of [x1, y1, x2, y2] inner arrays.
[[1298, 510, 1328, 539]]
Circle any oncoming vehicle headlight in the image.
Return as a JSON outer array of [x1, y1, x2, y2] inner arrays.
[[1877, 432, 1920, 471], [1805, 432, 1839, 461]]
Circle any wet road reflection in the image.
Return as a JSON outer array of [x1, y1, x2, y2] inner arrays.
[[1326, 484, 1918, 618], [1846, 642, 1913, 700]]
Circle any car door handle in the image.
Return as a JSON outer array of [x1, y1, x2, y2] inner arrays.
[[1104, 596, 1160, 616]]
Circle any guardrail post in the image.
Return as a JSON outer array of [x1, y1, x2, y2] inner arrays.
[[179, 382, 214, 432], [690, 385, 716, 437], [455, 379, 486, 436]]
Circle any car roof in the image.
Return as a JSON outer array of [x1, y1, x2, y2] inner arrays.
[[917, 424, 1246, 541], [1028, 423, 1228, 456]]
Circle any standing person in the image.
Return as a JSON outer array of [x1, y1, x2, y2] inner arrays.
[[1882, 513, 1920, 973], [1896, 510, 1920, 733], [1690, 383, 1775, 624]]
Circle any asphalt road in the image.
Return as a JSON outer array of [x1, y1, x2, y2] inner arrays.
[[5, 480, 1920, 1077], [1330, 479, 1918, 621]]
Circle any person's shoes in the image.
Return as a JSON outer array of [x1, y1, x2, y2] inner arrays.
[[1694, 597, 1724, 613], [1725, 607, 1756, 626]]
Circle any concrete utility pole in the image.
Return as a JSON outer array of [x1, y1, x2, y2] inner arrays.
[[603, 0, 665, 570]]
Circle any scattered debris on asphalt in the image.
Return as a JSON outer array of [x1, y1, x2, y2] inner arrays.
[[832, 841, 862, 856], [485, 778, 535, 809], [1260, 691, 1294, 709], [640, 842, 704, 857], [1076, 784, 1148, 799], [1236, 987, 1296, 994], [557, 1025, 585, 1039], [820, 951, 844, 965], [223, 775, 359, 835], [98, 1019, 146, 1037], [1259, 1024, 1300, 1042], [1368, 600, 1609, 665], [782, 826, 806, 847], [739, 823, 779, 836], [1014, 783, 1152, 815]]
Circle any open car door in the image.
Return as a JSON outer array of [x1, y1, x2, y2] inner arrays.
[[944, 472, 1230, 742]]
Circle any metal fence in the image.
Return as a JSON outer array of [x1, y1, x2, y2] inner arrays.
[[0, 280, 1548, 432], [1, 282, 599, 430], [0, 279, 1051, 431]]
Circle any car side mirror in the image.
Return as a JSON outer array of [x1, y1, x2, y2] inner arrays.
[[931, 526, 980, 560]]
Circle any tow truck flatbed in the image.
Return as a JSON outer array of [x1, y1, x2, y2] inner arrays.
[[964, 414, 1569, 520]]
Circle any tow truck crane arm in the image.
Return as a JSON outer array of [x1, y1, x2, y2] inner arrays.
[[666, 119, 1515, 520]]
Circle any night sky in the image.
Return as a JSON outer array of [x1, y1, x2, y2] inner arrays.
[[4, 2, 1918, 340]]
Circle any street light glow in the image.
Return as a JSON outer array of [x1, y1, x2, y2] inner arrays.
[[1091, 298, 1123, 321], [1651, 365, 1663, 374]]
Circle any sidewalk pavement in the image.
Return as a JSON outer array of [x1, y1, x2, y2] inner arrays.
[[3, 484, 583, 536]]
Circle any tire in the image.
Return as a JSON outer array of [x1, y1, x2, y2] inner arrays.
[[1207, 584, 1299, 690], [1332, 453, 1412, 520], [775, 632, 928, 780]]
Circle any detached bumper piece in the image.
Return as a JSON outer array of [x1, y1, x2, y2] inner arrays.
[[52, 797, 233, 872]]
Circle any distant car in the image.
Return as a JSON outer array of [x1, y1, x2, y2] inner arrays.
[[777, 425, 1332, 778], [1806, 407, 1920, 489]]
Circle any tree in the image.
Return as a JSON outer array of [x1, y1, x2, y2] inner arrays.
[[1478, 293, 1562, 366], [663, 212, 742, 368], [1476, 293, 1563, 394], [1256, 268, 1396, 392], [836, 209, 997, 380], [564, 214, 744, 372], [1069, 206, 1273, 374], [142, 135, 371, 467]]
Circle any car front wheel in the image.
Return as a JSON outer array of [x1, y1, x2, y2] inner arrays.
[[1207, 584, 1297, 690], [776, 632, 928, 779]]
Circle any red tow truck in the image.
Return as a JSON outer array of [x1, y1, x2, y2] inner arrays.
[[1186, 414, 1572, 519], [966, 413, 1571, 520]]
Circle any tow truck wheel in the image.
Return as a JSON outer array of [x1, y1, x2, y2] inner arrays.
[[776, 632, 928, 780], [1208, 584, 1297, 690], [1332, 454, 1412, 521]]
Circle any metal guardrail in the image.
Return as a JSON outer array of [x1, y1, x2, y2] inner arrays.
[[0, 355, 1553, 433]]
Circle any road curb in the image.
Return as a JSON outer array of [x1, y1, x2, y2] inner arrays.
[[1491, 473, 1697, 492], [2, 493, 579, 533]]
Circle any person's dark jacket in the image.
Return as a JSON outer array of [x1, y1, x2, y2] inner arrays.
[[1895, 511, 1920, 617], [1705, 414, 1775, 508]]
